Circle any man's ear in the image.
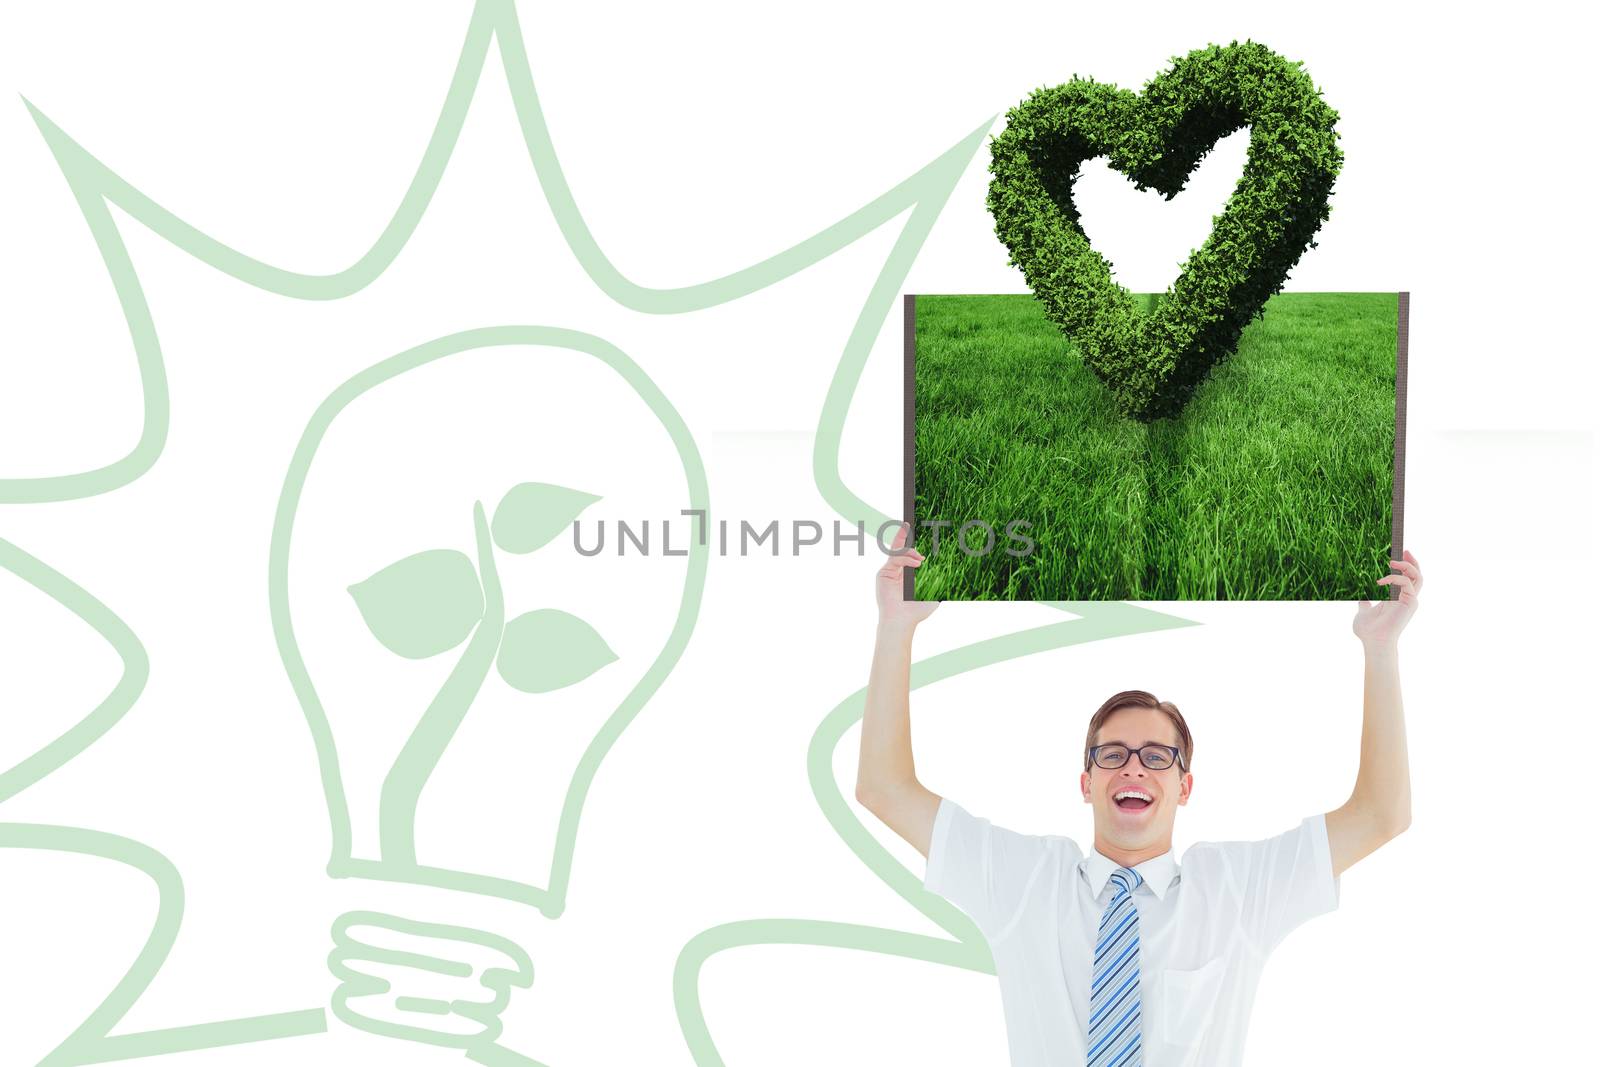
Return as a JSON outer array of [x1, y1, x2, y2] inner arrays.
[[1080, 770, 1092, 802], [1177, 772, 1194, 805]]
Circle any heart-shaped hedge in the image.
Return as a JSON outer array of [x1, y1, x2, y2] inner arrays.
[[987, 42, 1342, 421]]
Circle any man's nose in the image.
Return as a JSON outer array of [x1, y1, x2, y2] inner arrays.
[[1119, 761, 1146, 778]]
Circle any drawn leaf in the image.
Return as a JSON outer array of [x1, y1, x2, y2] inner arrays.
[[348, 549, 483, 660], [496, 609, 617, 694], [491, 482, 601, 554]]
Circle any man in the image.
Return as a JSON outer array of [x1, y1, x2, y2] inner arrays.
[[855, 524, 1420, 1066]]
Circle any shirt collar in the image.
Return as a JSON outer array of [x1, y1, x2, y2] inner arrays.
[[1083, 845, 1180, 901]]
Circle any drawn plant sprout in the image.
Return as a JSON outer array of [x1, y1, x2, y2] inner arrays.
[[346, 481, 616, 864]]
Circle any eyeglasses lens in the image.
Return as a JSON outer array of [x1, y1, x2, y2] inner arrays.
[[1096, 746, 1128, 769]]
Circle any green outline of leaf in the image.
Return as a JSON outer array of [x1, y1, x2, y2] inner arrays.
[[348, 548, 484, 660], [495, 608, 617, 694], [490, 482, 601, 555]]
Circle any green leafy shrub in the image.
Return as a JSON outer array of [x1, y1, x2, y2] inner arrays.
[[987, 41, 1343, 421]]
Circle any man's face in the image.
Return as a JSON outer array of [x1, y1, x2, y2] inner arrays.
[[1079, 706, 1193, 851]]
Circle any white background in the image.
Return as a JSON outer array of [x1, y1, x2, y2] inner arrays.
[[1, 1, 1596, 1064]]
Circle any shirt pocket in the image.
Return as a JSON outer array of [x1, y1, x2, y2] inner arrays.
[[1160, 957, 1226, 1047]]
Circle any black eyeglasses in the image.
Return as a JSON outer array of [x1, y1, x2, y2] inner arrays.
[[1088, 743, 1184, 771]]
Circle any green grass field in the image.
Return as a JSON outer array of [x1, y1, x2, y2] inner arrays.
[[911, 292, 1398, 600]]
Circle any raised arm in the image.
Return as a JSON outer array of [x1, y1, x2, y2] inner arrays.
[[854, 523, 943, 857], [1326, 550, 1422, 877]]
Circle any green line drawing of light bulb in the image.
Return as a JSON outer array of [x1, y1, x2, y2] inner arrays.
[[270, 326, 707, 1056]]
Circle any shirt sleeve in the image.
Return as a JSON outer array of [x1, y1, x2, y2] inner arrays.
[[922, 796, 1052, 941], [1213, 813, 1341, 954]]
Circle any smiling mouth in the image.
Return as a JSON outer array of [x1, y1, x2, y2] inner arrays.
[[1113, 789, 1153, 811]]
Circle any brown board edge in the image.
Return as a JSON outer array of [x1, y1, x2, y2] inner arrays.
[[1390, 290, 1410, 600], [903, 293, 917, 601]]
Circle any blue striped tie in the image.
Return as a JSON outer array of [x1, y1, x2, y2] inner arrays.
[[1087, 866, 1143, 1067]]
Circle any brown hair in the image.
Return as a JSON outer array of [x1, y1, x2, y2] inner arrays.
[[1082, 690, 1193, 772]]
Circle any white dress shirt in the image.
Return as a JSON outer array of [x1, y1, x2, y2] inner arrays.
[[923, 797, 1339, 1067]]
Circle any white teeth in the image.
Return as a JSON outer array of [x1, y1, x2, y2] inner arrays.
[[1114, 790, 1153, 802]]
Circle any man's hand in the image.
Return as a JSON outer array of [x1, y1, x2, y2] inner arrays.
[[876, 522, 938, 631], [1328, 551, 1422, 877], [1352, 549, 1422, 649], [857, 521, 943, 858]]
